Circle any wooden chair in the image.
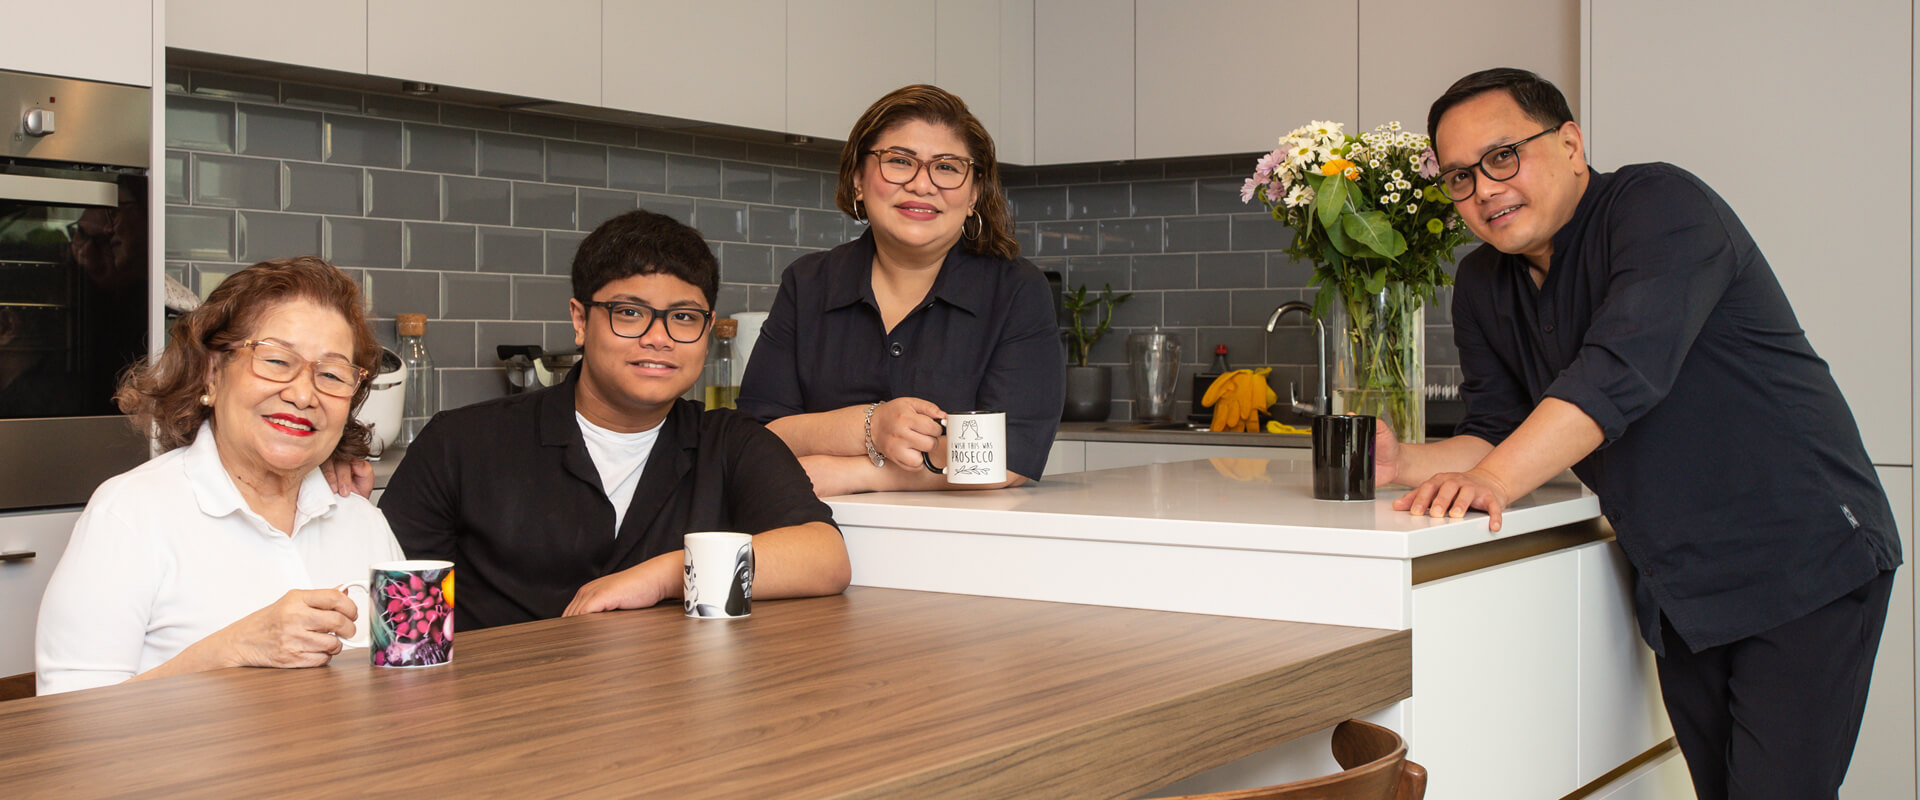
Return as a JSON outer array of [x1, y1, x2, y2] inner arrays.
[[1159, 719, 1426, 800], [0, 672, 35, 702]]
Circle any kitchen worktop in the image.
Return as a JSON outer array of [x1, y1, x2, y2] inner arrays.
[[1055, 420, 1312, 447]]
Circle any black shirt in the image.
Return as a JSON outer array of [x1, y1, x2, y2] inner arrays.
[[380, 370, 836, 631], [737, 231, 1065, 480], [1452, 163, 1901, 654]]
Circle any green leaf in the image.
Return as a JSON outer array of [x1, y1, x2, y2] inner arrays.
[[1364, 267, 1388, 295], [1315, 174, 1349, 230], [1312, 284, 1334, 320], [1343, 211, 1407, 260], [1324, 215, 1360, 257]]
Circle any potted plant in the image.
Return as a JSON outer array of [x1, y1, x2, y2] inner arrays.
[[1061, 283, 1132, 421]]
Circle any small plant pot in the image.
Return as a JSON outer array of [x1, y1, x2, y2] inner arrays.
[[1062, 365, 1112, 422]]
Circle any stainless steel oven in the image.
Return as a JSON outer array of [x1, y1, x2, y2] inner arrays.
[[0, 70, 152, 511]]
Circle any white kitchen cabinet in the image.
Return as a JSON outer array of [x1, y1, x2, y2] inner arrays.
[[1586, 0, 1910, 466], [367, 0, 601, 107], [0, 1, 151, 87], [0, 510, 81, 678], [169, 0, 369, 75], [1357, 0, 1578, 134], [602, 1, 786, 133], [1134, 1, 1357, 161], [933, 0, 1033, 164], [785, 0, 936, 142], [1043, 439, 1085, 475], [1575, 541, 1673, 786], [1081, 440, 1305, 471], [1033, 0, 1131, 163]]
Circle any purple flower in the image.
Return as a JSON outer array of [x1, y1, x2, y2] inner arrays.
[[1241, 176, 1260, 204], [1416, 148, 1440, 179]]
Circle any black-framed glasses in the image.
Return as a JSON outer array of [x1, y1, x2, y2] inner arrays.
[[229, 339, 369, 398], [1437, 127, 1560, 202], [587, 301, 714, 343], [865, 149, 976, 190]]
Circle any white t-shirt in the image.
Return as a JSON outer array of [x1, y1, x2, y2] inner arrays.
[[575, 412, 661, 534], [35, 422, 404, 695]]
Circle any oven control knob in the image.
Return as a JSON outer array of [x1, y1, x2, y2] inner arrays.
[[23, 109, 55, 136]]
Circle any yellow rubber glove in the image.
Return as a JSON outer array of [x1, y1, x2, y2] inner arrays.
[[1204, 370, 1251, 432], [1267, 420, 1311, 435]]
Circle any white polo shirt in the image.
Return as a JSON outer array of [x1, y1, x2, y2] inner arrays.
[[35, 422, 403, 695]]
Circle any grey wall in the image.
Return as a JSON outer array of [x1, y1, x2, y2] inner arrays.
[[164, 68, 1461, 421]]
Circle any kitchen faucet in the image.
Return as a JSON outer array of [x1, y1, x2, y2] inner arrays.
[[1265, 301, 1330, 417]]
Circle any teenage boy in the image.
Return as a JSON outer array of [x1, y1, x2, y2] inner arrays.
[[378, 210, 850, 630], [1383, 68, 1899, 797]]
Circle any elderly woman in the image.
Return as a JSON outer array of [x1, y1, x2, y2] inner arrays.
[[36, 256, 403, 694], [737, 84, 1064, 497]]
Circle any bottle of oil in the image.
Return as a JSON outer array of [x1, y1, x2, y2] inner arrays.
[[1192, 344, 1230, 423], [703, 318, 738, 409]]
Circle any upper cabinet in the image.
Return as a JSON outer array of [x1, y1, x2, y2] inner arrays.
[[2, 0, 151, 87], [1357, 0, 1578, 135], [602, 1, 787, 133], [367, 0, 601, 107], [1136, 1, 1357, 161], [935, 0, 1034, 165], [169, 1, 367, 75], [785, 0, 936, 142], [1034, 0, 1131, 163]]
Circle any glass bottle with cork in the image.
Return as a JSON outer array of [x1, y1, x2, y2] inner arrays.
[[1191, 344, 1230, 423], [395, 313, 436, 447], [703, 317, 738, 409]]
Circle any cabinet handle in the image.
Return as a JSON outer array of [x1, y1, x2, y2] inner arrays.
[[0, 550, 35, 563]]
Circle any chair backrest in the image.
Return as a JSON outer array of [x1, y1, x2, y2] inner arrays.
[[0, 672, 35, 702], [1156, 719, 1427, 800]]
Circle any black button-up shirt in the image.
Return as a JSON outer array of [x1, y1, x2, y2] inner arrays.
[[380, 370, 835, 631], [737, 231, 1065, 480], [1453, 163, 1900, 654]]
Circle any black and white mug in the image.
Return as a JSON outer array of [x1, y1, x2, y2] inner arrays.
[[683, 532, 753, 619], [921, 410, 1008, 485]]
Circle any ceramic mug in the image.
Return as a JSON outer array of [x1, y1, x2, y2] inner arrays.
[[921, 410, 1008, 485], [1311, 414, 1376, 501], [684, 532, 754, 619], [338, 559, 455, 667]]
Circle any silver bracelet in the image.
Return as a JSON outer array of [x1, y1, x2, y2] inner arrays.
[[863, 401, 885, 467]]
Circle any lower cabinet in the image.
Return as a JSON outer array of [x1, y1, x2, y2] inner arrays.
[[1078, 440, 1306, 472], [0, 509, 80, 678]]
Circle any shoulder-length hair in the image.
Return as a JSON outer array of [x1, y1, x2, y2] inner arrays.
[[115, 256, 381, 459], [833, 84, 1020, 261]]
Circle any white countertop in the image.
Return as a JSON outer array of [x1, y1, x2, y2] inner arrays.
[[827, 458, 1599, 560]]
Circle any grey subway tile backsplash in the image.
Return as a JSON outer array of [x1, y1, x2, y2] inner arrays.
[[443, 176, 512, 225], [478, 227, 545, 274], [405, 222, 477, 270], [367, 169, 442, 220], [1063, 255, 1131, 291], [609, 148, 668, 193], [748, 206, 797, 246], [282, 162, 364, 215], [695, 137, 749, 160], [444, 272, 512, 319], [721, 162, 772, 203], [1008, 186, 1068, 221], [238, 105, 323, 161], [1133, 180, 1198, 217], [165, 151, 189, 203], [693, 199, 750, 242], [1069, 183, 1132, 219], [280, 83, 361, 114], [513, 183, 577, 230], [546, 231, 587, 276], [424, 320, 478, 369], [478, 132, 545, 181], [324, 115, 403, 168], [546, 141, 609, 187], [579, 188, 638, 230], [1098, 219, 1163, 255], [1266, 253, 1315, 287], [440, 368, 510, 410], [636, 193, 694, 226], [192, 154, 278, 209], [1037, 221, 1097, 256], [326, 217, 403, 268], [1131, 254, 1198, 290], [1229, 288, 1297, 327], [797, 209, 846, 248], [1230, 213, 1292, 251], [363, 267, 441, 318], [405, 124, 478, 175], [363, 94, 438, 124], [441, 104, 511, 132], [165, 208, 236, 260], [634, 128, 695, 154], [1197, 177, 1251, 214], [238, 211, 322, 262], [1163, 290, 1230, 326], [475, 321, 547, 366], [512, 276, 574, 321], [747, 143, 799, 167], [771, 167, 821, 208], [510, 113, 574, 140], [1197, 252, 1266, 290], [575, 121, 638, 147], [666, 155, 724, 198], [1162, 215, 1230, 254], [167, 96, 236, 153], [720, 242, 773, 285]]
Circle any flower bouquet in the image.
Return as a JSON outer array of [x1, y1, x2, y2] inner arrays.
[[1242, 121, 1476, 442]]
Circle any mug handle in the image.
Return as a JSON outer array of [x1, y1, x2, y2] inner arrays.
[[333, 582, 372, 648], [920, 418, 949, 474]]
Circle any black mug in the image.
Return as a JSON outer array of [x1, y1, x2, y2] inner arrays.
[[1312, 414, 1376, 501]]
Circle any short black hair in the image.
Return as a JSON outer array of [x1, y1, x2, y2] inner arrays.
[[570, 209, 720, 307], [1427, 68, 1575, 147]]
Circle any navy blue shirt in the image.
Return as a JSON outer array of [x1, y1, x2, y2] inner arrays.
[[737, 231, 1064, 480], [1452, 163, 1900, 654]]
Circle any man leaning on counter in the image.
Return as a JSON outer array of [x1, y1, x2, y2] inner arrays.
[[374, 210, 851, 631], [1378, 67, 1901, 798]]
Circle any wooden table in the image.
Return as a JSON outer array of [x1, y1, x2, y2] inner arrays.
[[0, 587, 1410, 798]]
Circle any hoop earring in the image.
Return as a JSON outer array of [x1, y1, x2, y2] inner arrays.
[[852, 200, 866, 223], [963, 212, 982, 240]]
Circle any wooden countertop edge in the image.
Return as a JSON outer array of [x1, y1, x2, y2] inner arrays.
[[1412, 517, 1616, 584], [843, 627, 1414, 800]]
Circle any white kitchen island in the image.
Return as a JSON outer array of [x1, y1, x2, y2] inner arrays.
[[828, 457, 1693, 800]]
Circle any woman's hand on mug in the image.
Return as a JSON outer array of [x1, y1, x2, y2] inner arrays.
[[218, 589, 359, 669], [871, 397, 945, 471]]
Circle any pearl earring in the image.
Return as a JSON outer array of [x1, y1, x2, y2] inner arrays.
[[200, 393, 212, 406]]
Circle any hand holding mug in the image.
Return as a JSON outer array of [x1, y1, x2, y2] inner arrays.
[[921, 410, 1009, 485], [219, 588, 359, 669], [870, 397, 945, 471]]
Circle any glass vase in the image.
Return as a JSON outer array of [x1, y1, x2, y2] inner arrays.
[[1330, 280, 1425, 444]]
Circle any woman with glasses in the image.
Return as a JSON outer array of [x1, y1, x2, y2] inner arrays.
[[738, 85, 1064, 496], [36, 257, 402, 694]]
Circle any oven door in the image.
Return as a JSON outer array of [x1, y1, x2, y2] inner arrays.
[[0, 167, 151, 510]]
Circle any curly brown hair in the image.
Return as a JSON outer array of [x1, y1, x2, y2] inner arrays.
[[833, 84, 1020, 261], [115, 256, 381, 459]]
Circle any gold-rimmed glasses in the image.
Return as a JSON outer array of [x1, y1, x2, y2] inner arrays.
[[229, 340, 369, 398]]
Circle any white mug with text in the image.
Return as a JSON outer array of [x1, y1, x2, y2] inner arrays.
[[921, 410, 1008, 485]]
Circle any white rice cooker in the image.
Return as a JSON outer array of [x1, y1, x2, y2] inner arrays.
[[354, 347, 406, 456]]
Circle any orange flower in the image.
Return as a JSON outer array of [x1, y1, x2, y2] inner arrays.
[[1320, 158, 1354, 176]]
